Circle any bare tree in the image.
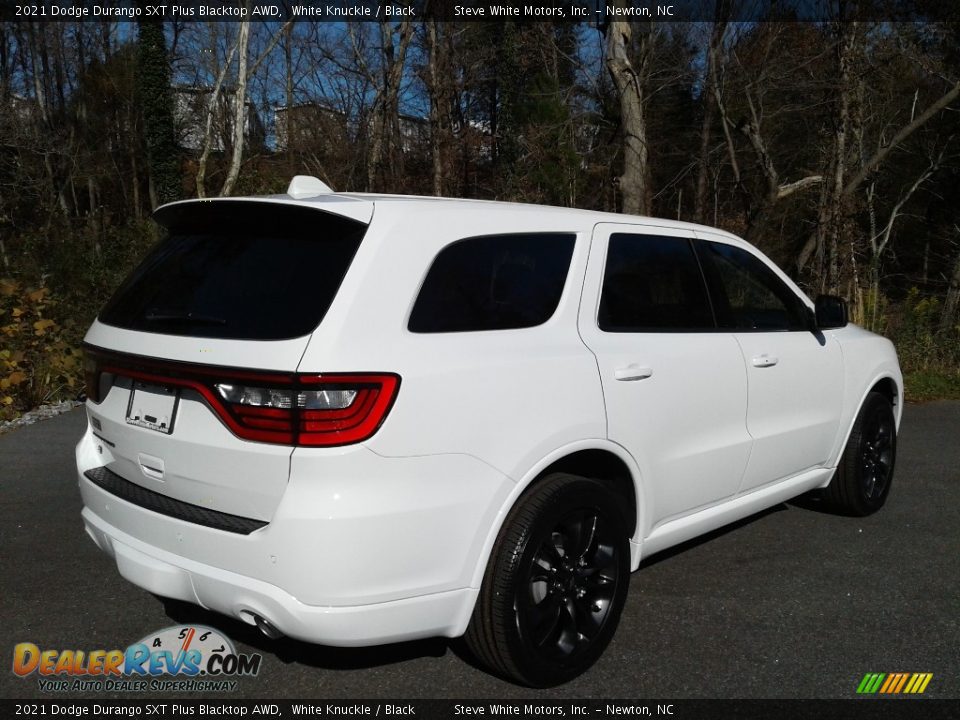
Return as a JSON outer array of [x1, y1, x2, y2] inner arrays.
[[358, 18, 414, 191], [863, 146, 947, 329], [693, 0, 730, 223], [219, 19, 251, 197], [941, 228, 960, 333], [603, 7, 652, 215], [195, 19, 290, 198]]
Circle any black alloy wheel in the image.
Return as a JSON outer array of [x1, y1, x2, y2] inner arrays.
[[519, 507, 621, 661], [465, 473, 631, 687], [859, 400, 895, 502], [825, 391, 897, 516]]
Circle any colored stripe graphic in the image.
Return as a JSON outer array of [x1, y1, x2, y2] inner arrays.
[[857, 672, 932, 694], [857, 673, 885, 694]]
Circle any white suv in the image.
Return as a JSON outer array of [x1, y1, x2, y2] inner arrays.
[[77, 177, 902, 686]]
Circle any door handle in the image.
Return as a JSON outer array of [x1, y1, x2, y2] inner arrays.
[[751, 354, 779, 368], [614, 364, 653, 381]]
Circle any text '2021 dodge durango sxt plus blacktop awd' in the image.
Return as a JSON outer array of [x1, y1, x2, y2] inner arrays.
[[77, 176, 901, 687]]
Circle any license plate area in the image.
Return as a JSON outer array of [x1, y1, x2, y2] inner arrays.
[[126, 381, 180, 434]]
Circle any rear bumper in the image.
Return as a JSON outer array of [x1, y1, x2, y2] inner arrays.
[[76, 421, 513, 646], [81, 506, 477, 646]]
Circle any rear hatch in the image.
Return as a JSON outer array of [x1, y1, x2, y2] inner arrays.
[[83, 198, 372, 522]]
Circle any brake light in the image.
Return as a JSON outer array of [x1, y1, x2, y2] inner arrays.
[[83, 347, 400, 447], [84, 354, 101, 403], [212, 374, 399, 446]]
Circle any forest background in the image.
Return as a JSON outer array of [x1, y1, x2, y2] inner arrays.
[[1, 1, 959, 418]]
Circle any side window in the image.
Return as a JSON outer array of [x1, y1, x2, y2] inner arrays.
[[699, 241, 808, 331], [598, 234, 714, 332], [408, 233, 575, 333]]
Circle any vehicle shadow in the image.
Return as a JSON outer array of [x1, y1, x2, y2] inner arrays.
[[160, 499, 810, 676], [786, 489, 837, 515], [160, 597, 452, 670], [636, 502, 790, 570]]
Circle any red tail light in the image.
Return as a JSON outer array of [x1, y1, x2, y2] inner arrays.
[[83, 347, 399, 447]]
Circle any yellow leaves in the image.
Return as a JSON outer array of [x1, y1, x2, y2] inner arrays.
[[0, 371, 27, 390], [0, 280, 78, 419], [33, 318, 56, 335], [26, 287, 49, 303]]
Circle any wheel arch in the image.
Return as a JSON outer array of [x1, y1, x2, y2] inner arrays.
[[823, 372, 902, 482], [468, 440, 645, 591], [869, 376, 900, 417]]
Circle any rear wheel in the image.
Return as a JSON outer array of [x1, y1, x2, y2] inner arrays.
[[824, 391, 896, 516], [465, 473, 630, 687]]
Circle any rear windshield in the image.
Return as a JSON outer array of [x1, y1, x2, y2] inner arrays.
[[98, 201, 366, 340]]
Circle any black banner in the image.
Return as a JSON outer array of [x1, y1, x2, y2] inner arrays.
[[1, 0, 954, 23], [3, 700, 960, 720]]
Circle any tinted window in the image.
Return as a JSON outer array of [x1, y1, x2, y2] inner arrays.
[[408, 234, 575, 333], [99, 202, 365, 340], [598, 234, 714, 331], [698, 241, 808, 331]]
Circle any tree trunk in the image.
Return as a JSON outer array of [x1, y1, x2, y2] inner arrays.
[[604, 8, 652, 216], [220, 20, 251, 197], [284, 20, 294, 171], [196, 35, 239, 199], [939, 238, 960, 334], [366, 19, 413, 192], [427, 19, 443, 197], [694, 1, 729, 223]]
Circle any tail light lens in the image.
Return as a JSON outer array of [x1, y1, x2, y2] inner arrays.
[[84, 354, 100, 403], [83, 346, 400, 447]]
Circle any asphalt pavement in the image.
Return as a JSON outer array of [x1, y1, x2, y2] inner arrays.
[[1, 403, 958, 699]]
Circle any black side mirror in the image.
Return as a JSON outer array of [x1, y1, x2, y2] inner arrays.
[[815, 295, 848, 329]]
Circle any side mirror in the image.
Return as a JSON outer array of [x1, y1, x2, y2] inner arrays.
[[815, 295, 848, 329]]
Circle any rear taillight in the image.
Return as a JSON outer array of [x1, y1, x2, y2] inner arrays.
[[84, 354, 100, 403], [83, 346, 400, 447], [212, 374, 399, 446]]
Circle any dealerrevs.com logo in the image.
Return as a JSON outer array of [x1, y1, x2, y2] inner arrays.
[[12, 625, 262, 692]]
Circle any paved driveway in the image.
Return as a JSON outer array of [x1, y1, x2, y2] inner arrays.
[[1, 403, 957, 698]]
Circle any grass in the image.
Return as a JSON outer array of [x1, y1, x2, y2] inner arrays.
[[903, 370, 960, 403]]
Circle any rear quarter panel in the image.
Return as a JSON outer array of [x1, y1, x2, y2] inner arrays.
[[296, 202, 608, 483]]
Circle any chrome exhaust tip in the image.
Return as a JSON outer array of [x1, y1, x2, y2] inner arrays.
[[254, 614, 284, 639]]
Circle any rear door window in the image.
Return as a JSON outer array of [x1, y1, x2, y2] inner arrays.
[[408, 233, 576, 333], [98, 201, 366, 341], [598, 234, 715, 331]]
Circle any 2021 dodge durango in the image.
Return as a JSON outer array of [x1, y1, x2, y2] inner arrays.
[[77, 176, 901, 686]]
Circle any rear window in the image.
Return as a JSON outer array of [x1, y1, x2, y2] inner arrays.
[[408, 233, 576, 333], [98, 201, 366, 340]]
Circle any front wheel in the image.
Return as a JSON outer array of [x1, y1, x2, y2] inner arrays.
[[465, 473, 631, 687], [824, 391, 897, 516]]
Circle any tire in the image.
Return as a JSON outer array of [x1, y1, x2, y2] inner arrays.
[[824, 391, 897, 516], [465, 472, 631, 687]]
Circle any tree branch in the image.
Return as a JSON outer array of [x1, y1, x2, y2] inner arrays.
[[776, 175, 824, 199], [844, 80, 960, 197]]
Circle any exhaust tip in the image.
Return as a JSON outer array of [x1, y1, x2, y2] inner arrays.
[[254, 614, 284, 640]]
